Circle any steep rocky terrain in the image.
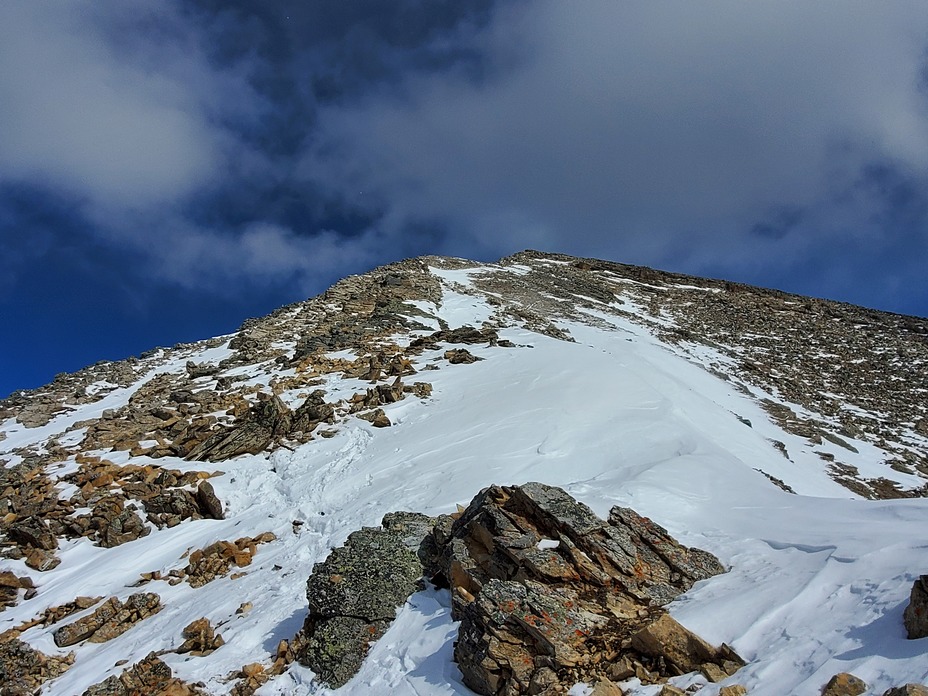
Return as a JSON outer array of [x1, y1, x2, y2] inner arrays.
[[0, 251, 926, 695]]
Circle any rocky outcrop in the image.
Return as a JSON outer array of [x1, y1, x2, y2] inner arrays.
[[429, 482, 741, 695], [185, 390, 338, 462], [50, 455, 220, 545], [0, 596, 102, 642], [822, 672, 867, 696], [296, 512, 436, 688], [0, 638, 74, 694], [903, 575, 928, 639], [53, 593, 162, 647], [82, 652, 206, 696], [186, 393, 291, 462]]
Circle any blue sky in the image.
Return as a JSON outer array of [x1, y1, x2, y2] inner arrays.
[[2, 1, 928, 398]]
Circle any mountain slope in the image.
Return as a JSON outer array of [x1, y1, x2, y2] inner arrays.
[[1, 252, 926, 695]]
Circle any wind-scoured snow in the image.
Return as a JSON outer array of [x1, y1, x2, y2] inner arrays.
[[1, 269, 926, 696]]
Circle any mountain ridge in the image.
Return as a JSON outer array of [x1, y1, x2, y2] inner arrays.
[[0, 251, 926, 695]]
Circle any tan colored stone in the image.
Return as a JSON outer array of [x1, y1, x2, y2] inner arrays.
[[592, 678, 626, 695], [720, 686, 749, 696], [822, 672, 867, 696]]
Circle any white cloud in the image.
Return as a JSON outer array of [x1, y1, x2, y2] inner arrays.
[[303, 1, 928, 268], [0, 2, 263, 208]]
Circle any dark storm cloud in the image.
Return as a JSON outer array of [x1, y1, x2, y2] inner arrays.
[[0, 0, 500, 300], [300, 1, 928, 312], [3, 0, 928, 397]]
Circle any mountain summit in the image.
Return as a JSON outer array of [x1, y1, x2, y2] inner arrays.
[[1, 251, 926, 695]]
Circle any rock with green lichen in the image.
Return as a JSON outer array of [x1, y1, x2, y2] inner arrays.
[[295, 512, 436, 688]]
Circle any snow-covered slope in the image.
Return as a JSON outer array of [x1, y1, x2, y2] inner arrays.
[[1, 253, 926, 695]]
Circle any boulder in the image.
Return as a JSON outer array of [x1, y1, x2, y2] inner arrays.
[[822, 673, 867, 696], [185, 360, 219, 379], [142, 489, 202, 528], [631, 614, 743, 676], [430, 482, 739, 695], [296, 512, 436, 688], [196, 481, 224, 520], [903, 575, 928, 639]]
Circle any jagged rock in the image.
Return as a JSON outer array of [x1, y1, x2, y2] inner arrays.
[[0, 571, 34, 611], [7, 516, 58, 550], [883, 686, 928, 696], [409, 326, 499, 350], [83, 652, 205, 696], [296, 512, 436, 688], [53, 593, 162, 647], [405, 382, 433, 398], [177, 617, 224, 655], [430, 482, 736, 695], [822, 672, 867, 696], [186, 360, 219, 379], [186, 394, 291, 462], [444, 348, 482, 364], [0, 638, 74, 694], [196, 481, 224, 520], [355, 408, 391, 427], [903, 575, 928, 639], [435, 482, 724, 613], [290, 390, 336, 438]]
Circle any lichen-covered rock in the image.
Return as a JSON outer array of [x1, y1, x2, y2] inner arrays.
[[883, 686, 928, 696], [53, 593, 162, 647], [431, 482, 738, 695], [296, 512, 436, 687], [903, 575, 928, 639], [0, 638, 74, 694], [436, 482, 724, 616]]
